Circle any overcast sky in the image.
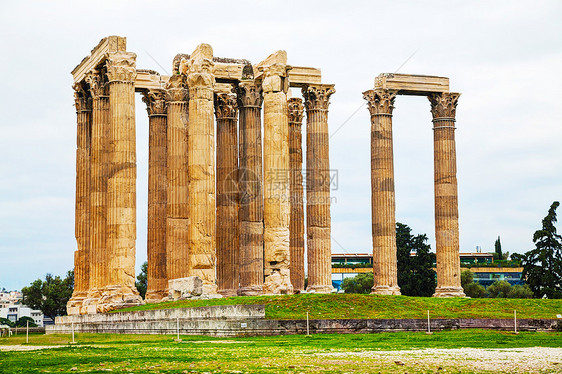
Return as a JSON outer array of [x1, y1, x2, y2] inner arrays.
[[1, 1, 561, 290]]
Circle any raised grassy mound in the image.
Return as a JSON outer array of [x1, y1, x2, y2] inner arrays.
[[115, 294, 562, 320]]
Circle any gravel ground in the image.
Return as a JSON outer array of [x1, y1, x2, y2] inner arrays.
[[0, 345, 59, 351], [319, 347, 562, 373]]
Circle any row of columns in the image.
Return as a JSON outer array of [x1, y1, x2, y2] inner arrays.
[[69, 46, 336, 313], [363, 89, 465, 297]]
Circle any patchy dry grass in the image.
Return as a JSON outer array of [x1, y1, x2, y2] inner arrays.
[[1, 331, 562, 373]]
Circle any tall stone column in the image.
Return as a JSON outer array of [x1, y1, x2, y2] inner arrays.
[[165, 75, 189, 281], [236, 80, 265, 296], [186, 45, 218, 294], [215, 92, 239, 296], [142, 89, 168, 302], [83, 70, 110, 313], [68, 82, 92, 315], [100, 52, 143, 311], [262, 63, 293, 294], [287, 98, 305, 292], [363, 89, 401, 295], [303, 84, 336, 293], [428, 92, 465, 297]]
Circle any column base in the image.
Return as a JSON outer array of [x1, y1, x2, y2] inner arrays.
[[371, 285, 401, 295], [263, 269, 294, 295], [218, 288, 238, 297], [96, 285, 145, 313], [433, 286, 466, 298], [145, 289, 169, 304], [306, 285, 334, 294], [66, 292, 88, 315], [238, 285, 263, 296], [82, 289, 103, 314]]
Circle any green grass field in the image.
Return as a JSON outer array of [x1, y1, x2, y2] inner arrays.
[[116, 293, 562, 320], [1, 330, 562, 373]]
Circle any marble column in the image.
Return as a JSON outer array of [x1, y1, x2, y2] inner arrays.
[[68, 82, 92, 315], [100, 52, 143, 311], [83, 70, 110, 314], [428, 92, 465, 297], [303, 84, 336, 293], [164, 74, 189, 281], [363, 89, 401, 295], [142, 89, 168, 302], [186, 44, 218, 294], [215, 92, 239, 296], [287, 98, 305, 292], [236, 80, 265, 296], [262, 63, 293, 294]]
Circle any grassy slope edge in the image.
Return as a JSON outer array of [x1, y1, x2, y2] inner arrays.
[[113, 294, 562, 320]]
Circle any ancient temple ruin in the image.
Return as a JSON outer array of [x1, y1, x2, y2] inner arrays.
[[67, 36, 336, 314], [363, 74, 465, 297]]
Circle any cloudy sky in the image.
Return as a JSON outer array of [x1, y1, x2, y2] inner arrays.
[[1, 1, 561, 290]]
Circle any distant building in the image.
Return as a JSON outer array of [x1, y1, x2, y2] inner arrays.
[[331, 252, 523, 290], [0, 291, 44, 327]]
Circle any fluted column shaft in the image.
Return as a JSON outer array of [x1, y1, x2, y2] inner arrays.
[[429, 92, 465, 297], [142, 90, 168, 302], [262, 64, 293, 294], [237, 81, 265, 296], [363, 89, 401, 295], [165, 75, 189, 280], [68, 84, 91, 315], [288, 98, 305, 292], [86, 72, 109, 302], [303, 85, 335, 293], [215, 93, 239, 296], [186, 45, 217, 294], [101, 52, 143, 310]]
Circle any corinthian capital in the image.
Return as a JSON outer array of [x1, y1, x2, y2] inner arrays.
[[363, 89, 397, 116], [262, 63, 290, 94], [86, 70, 109, 98], [428, 92, 461, 119], [142, 89, 167, 116], [106, 52, 137, 83], [186, 44, 215, 100], [302, 84, 335, 112], [73, 82, 91, 112], [165, 74, 188, 103], [236, 81, 263, 108], [214, 93, 238, 120], [288, 98, 304, 124]]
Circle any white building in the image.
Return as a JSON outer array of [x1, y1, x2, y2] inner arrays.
[[0, 292, 44, 327]]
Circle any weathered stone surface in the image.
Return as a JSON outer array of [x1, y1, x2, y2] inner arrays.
[[215, 92, 239, 297], [186, 44, 218, 295], [374, 73, 449, 95], [262, 61, 293, 295], [429, 92, 465, 298], [288, 98, 305, 292], [168, 277, 203, 300], [165, 74, 189, 281], [302, 84, 335, 293], [142, 89, 168, 302], [237, 81, 265, 296], [363, 89, 401, 295]]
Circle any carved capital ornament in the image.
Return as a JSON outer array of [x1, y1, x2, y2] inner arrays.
[[73, 83, 91, 112], [236, 81, 263, 108], [363, 89, 398, 116], [106, 52, 137, 83], [142, 89, 167, 116], [302, 84, 335, 112], [165, 74, 188, 103], [214, 93, 238, 120], [428, 92, 460, 120], [287, 98, 304, 124], [86, 70, 109, 98]]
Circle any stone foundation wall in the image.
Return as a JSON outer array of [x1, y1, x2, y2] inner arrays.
[[47, 305, 559, 337]]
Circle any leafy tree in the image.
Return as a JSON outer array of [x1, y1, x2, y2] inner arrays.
[[341, 273, 373, 294], [508, 284, 534, 299], [494, 236, 503, 261], [0, 317, 14, 327], [135, 261, 148, 299], [488, 280, 512, 298], [460, 269, 487, 298], [520, 201, 562, 299], [15, 316, 37, 327], [396, 222, 436, 297], [21, 271, 74, 320]]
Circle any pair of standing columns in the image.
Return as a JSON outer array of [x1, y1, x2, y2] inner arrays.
[[363, 89, 464, 297]]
